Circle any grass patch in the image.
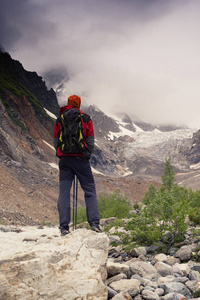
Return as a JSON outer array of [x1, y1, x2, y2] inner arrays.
[[76, 190, 133, 226]]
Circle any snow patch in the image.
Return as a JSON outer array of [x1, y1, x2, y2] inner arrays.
[[193, 174, 200, 178], [44, 108, 57, 119], [132, 123, 144, 132], [43, 140, 55, 151], [190, 162, 200, 170], [48, 163, 59, 170], [91, 167, 104, 175]]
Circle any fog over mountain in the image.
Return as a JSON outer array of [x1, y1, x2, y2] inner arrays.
[[1, 0, 200, 128]]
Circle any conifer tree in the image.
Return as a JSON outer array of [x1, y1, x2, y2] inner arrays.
[[161, 156, 175, 190]]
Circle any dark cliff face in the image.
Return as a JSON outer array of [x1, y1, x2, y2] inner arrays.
[[186, 130, 200, 164], [0, 51, 59, 116]]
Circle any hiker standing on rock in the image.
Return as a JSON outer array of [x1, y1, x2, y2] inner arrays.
[[53, 95, 101, 235]]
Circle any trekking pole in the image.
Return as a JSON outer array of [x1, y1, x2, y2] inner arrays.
[[75, 175, 78, 230], [72, 176, 78, 230], [73, 176, 75, 231]]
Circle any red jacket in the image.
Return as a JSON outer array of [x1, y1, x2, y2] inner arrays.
[[53, 105, 95, 158]]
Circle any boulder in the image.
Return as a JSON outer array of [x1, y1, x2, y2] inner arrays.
[[161, 293, 188, 300], [129, 260, 157, 278], [175, 245, 192, 261], [185, 279, 200, 293], [154, 261, 173, 277], [109, 279, 140, 297], [110, 292, 132, 300], [160, 282, 192, 299], [130, 247, 147, 257], [106, 273, 127, 285], [107, 260, 129, 277], [173, 263, 190, 276], [0, 228, 109, 300], [153, 253, 168, 263], [141, 289, 160, 300]]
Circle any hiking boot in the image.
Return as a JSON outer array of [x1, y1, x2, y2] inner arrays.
[[90, 222, 102, 233], [59, 226, 70, 236]]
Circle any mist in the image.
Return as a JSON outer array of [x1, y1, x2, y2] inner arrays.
[[1, 0, 200, 128]]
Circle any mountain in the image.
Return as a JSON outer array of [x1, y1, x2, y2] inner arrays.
[[0, 49, 61, 225], [0, 50, 200, 226]]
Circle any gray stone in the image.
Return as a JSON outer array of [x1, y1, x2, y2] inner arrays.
[[110, 291, 132, 300], [172, 265, 184, 276], [157, 275, 176, 286], [129, 261, 157, 278], [189, 270, 200, 280], [141, 289, 160, 300], [155, 288, 164, 296], [173, 263, 190, 276], [191, 265, 200, 273], [147, 242, 165, 254], [110, 279, 140, 297], [154, 261, 173, 277], [185, 279, 200, 293], [109, 235, 123, 245], [107, 261, 129, 277], [160, 282, 192, 299], [175, 245, 192, 261], [133, 295, 143, 300], [130, 247, 147, 257], [168, 247, 179, 256], [143, 286, 155, 292], [153, 253, 167, 263], [106, 273, 127, 286], [143, 279, 158, 289], [131, 274, 145, 284], [172, 277, 188, 284], [107, 286, 117, 299], [165, 256, 181, 266], [161, 292, 188, 300]]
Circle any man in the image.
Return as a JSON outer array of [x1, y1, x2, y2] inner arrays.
[[53, 95, 101, 235]]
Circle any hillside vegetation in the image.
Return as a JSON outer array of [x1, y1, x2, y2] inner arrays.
[[78, 157, 200, 252]]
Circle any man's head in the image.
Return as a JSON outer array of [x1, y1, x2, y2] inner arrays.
[[67, 95, 81, 109]]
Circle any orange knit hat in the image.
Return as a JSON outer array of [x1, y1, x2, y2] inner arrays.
[[67, 95, 81, 109]]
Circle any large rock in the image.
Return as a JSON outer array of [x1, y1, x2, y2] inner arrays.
[[141, 289, 160, 300], [109, 279, 140, 297], [154, 261, 173, 277], [107, 260, 129, 277], [129, 260, 157, 278], [0, 227, 109, 300], [175, 245, 192, 261], [110, 292, 133, 300], [160, 282, 192, 299]]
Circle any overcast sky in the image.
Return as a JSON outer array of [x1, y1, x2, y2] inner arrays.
[[1, 0, 200, 128]]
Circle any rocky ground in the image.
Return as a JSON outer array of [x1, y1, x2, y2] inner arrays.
[[105, 219, 200, 300], [1, 221, 200, 299]]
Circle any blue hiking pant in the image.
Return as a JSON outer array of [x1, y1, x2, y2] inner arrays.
[[57, 156, 100, 228]]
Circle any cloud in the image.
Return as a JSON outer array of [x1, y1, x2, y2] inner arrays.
[[1, 0, 200, 128]]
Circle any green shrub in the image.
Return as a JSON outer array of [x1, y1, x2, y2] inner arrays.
[[98, 190, 132, 219], [188, 189, 200, 224], [125, 158, 189, 248], [161, 156, 175, 190], [76, 190, 133, 225], [75, 157, 200, 252]]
